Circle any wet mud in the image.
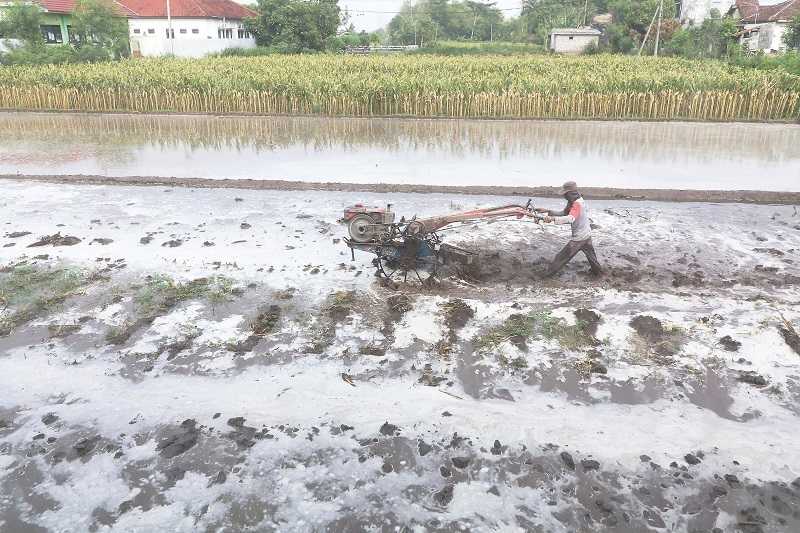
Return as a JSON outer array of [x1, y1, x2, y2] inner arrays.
[[0, 181, 799, 532]]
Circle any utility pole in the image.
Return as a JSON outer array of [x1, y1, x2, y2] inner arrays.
[[411, 5, 417, 46], [654, 0, 663, 56], [471, 12, 477, 40], [166, 0, 174, 55], [638, 1, 660, 56], [583, 0, 589, 26]]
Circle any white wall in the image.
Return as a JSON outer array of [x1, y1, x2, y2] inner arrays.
[[129, 18, 256, 58], [550, 34, 599, 54], [741, 22, 788, 53], [757, 22, 787, 52]]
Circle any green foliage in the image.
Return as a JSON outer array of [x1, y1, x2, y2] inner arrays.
[[605, 23, 636, 53], [247, 0, 341, 52], [0, 0, 128, 64], [784, 15, 800, 51], [606, 0, 675, 34], [387, 0, 506, 45], [0, 1, 44, 44], [730, 51, 800, 76], [662, 12, 738, 59], [522, 0, 594, 45], [474, 310, 596, 356], [71, 0, 130, 58], [0, 263, 93, 336], [411, 40, 545, 55], [218, 45, 296, 56]]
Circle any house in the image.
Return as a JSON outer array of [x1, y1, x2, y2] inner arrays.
[[0, 0, 135, 45], [549, 28, 601, 54], [728, 0, 800, 52], [0, 0, 256, 57], [679, 0, 736, 25], [119, 0, 257, 58]]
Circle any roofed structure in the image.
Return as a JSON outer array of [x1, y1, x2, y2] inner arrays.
[[118, 0, 256, 19], [732, 0, 800, 23]]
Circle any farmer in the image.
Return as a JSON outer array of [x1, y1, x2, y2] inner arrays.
[[535, 181, 603, 278]]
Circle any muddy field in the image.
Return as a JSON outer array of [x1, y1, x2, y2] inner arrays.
[[1, 180, 799, 532]]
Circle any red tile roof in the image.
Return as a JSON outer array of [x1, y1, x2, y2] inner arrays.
[[734, 0, 800, 23], [117, 0, 257, 18], [37, 0, 255, 18], [38, 0, 138, 15]]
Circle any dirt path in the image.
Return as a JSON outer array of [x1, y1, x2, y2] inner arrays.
[[4, 173, 800, 205]]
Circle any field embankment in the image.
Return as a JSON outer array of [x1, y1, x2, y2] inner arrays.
[[0, 55, 798, 121]]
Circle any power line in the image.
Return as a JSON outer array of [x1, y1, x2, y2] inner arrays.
[[343, 6, 522, 14]]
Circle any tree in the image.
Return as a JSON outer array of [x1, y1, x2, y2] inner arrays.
[[661, 11, 738, 59], [0, 1, 44, 44], [71, 0, 130, 58], [387, 0, 507, 45], [784, 15, 800, 50], [247, 0, 341, 52], [522, 0, 593, 45]]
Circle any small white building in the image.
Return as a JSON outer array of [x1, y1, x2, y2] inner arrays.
[[548, 28, 601, 54], [729, 0, 800, 53], [119, 0, 257, 58]]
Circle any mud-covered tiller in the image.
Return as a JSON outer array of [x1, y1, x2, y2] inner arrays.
[[340, 201, 544, 284]]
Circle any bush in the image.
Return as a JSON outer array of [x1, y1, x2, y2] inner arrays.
[[0, 44, 77, 65], [729, 51, 800, 76], [410, 40, 545, 56], [218, 45, 299, 57]]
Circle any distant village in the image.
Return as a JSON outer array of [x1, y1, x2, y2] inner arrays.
[[553, 0, 798, 55], [0, 0, 798, 58]]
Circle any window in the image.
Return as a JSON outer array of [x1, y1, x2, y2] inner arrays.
[[40, 25, 63, 44], [238, 29, 251, 39], [179, 28, 187, 34], [165, 28, 175, 39], [192, 29, 199, 34], [133, 28, 141, 34], [147, 28, 155, 34], [568, 36, 574, 40], [218, 28, 233, 39]]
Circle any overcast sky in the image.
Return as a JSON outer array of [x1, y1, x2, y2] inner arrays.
[[340, 0, 524, 32]]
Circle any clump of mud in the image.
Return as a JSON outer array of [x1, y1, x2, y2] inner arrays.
[[719, 335, 742, 352], [226, 304, 281, 354], [435, 299, 475, 357], [630, 315, 684, 361], [308, 290, 360, 354], [779, 319, 800, 356], [324, 291, 356, 322], [574, 308, 601, 338], [27, 233, 81, 247]]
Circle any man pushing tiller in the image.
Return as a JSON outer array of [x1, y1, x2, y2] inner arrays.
[[535, 181, 603, 278]]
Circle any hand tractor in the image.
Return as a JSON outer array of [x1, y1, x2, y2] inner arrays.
[[340, 201, 543, 284]]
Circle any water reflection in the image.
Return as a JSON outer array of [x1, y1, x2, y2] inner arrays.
[[0, 112, 797, 190]]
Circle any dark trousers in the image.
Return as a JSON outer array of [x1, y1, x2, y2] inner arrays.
[[544, 238, 603, 278]]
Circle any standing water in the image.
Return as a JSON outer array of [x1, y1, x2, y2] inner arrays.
[[0, 112, 798, 191]]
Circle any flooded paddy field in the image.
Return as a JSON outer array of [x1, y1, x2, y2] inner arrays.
[[0, 180, 799, 532], [1, 112, 799, 192]]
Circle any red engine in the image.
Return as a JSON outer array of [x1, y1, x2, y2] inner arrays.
[[340, 204, 396, 225]]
